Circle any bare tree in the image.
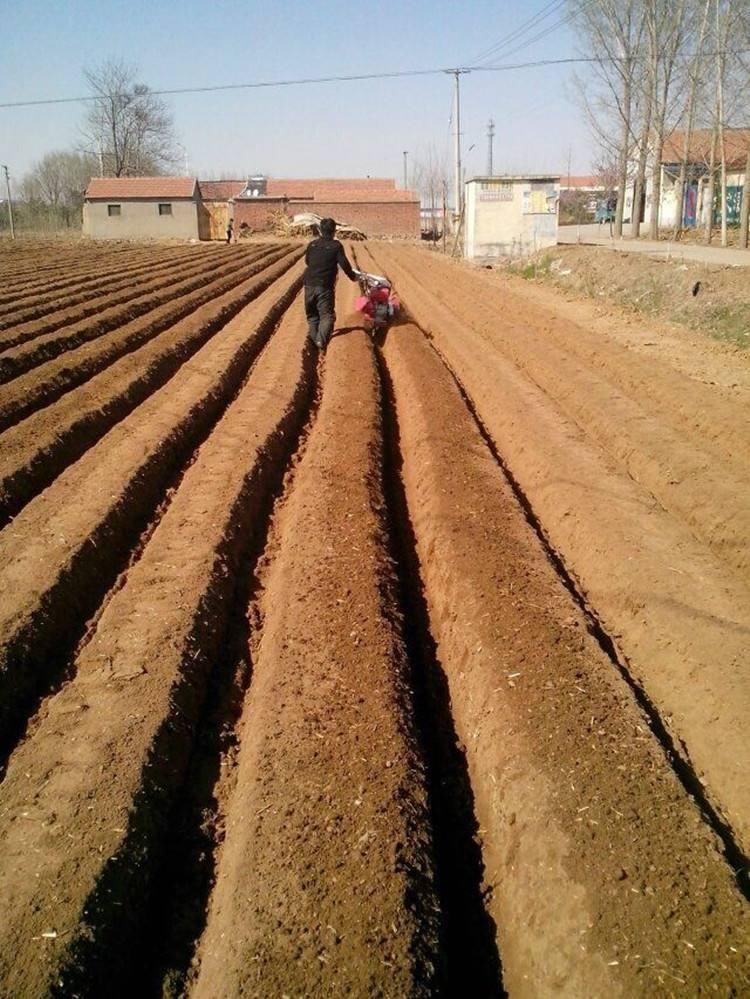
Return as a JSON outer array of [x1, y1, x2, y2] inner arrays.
[[699, 0, 750, 243], [672, 0, 712, 237], [696, 0, 745, 244], [593, 154, 621, 193], [570, 0, 647, 237], [23, 151, 96, 208], [738, 7, 750, 247], [614, 0, 689, 239], [629, 54, 652, 237], [32, 153, 65, 207], [646, 0, 690, 238], [702, 121, 720, 240], [411, 145, 449, 241], [80, 58, 177, 177], [19, 173, 42, 205], [571, 0, 738, 241], [715, 0, 731, 245]]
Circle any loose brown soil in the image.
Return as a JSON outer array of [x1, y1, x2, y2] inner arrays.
[[369, 243, 750, 860], [193, 325, 439, 997], [0, 244, 285, 380], [0, 246, 299, 432], [377, 306, 749, 995], [0, 244, 214, 336], [0, 251, 301, 523], [0, 239, 748, 997], [0, 292, 315, 995]]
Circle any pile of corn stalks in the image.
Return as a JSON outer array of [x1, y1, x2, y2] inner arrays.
[[269, 210, 367, 240]]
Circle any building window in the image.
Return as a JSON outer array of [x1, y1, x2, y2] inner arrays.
[[479, 180, 513, 201], [158, 203, 173, 216], [107, 204, 121, 216], [522, 183, 558, 215]]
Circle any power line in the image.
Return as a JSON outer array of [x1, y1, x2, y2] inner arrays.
[[472, 49, 750, 71], [2, 51, 750, 110], [490, 18, 577, 64], [0, 67, 444, 109], [473, 47, 750, 71], [466, 0, 566, 67], [470, 0, 600, 69], [478, 0, 597, 67]]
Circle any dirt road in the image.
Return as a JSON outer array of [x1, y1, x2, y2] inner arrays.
[[0, 239, 748, 996]]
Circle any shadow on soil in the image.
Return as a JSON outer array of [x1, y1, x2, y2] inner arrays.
[[415, 321, 750, 905], [134, 341, 322, 996], [376, 346, 506, 998]]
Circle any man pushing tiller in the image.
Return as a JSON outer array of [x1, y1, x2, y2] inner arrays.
[[303, 217, 358, 351]]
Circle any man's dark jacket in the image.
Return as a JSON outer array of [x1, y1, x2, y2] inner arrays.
[[303, 237, 356, 287]]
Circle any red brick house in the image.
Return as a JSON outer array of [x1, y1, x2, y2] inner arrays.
[[201, 177, 420, 238]]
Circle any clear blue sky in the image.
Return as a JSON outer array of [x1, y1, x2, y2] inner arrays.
[[2, 0, 594, 185]]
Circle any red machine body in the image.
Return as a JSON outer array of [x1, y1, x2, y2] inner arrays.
[[354, 272, 400, 331]]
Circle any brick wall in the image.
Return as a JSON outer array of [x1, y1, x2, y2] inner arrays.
[[232, 198, 287, 230], [266, 178, 398, 199], [290, 200, 420, 238], [232, 196, 420, 238]]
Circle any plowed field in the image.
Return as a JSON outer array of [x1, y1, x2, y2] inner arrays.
[[0, 239, 748, 997]]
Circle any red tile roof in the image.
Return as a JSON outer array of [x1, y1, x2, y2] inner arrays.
[[85, 177, 198, 199], [662, 128, 750, 168], [560, 175, 605, 189], [199, 179, 246, 200]]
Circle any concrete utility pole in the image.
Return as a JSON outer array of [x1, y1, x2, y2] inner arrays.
[[403, 150, 408, 190], [446, 69, 469, 219], [2, 165, 15, 240], [487, 119, 495, 176]]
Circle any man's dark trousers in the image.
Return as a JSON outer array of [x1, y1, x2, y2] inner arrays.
[[305, 285, 335, 348]]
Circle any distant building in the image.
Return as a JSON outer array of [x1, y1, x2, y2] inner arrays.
[[82, 174, 422, 241], [559, 175, 610, 215], [83, 177, 206, 240], [623, 127, 750, 228], [464, 175, 560, 259], [559, 175, 608, 195], [214, 177, 420, 238], [198, 180, 245, 240]]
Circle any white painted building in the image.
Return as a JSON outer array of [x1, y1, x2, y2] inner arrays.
[[623, 128, 749, 229], [83, 177, 207, 240], [464, 175, 560, 259]]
